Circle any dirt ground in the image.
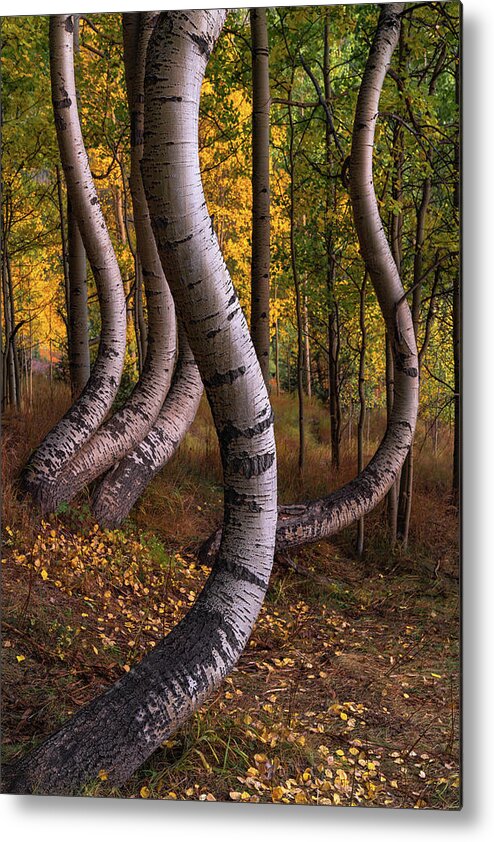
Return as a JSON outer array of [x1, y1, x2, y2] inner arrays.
[[1, 388, 460, 807]]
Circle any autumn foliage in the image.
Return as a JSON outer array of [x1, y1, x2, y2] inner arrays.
[[2, 5, 459, 808]]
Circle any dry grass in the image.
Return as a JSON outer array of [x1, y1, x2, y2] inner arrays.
[[2, 376, 71, 537]]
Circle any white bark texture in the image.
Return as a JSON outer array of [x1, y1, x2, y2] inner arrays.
[[67, 202, 91, 396], [5, 9, 277, 795], [276, 2, 417, 550], [250, 7, 271, 385], [92, 323, 203, 527], [42, 13, 177, 513], [200, 2, 418, 559], [20, 15, 127, 509]]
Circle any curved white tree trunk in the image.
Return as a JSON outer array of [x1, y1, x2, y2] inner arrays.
[[20, 15, 127, 510], [92, 323, 203, 527], [200, 3, 418, 558], [42, 12, 177, 513], [67, 201, 91, 397], [275, 2, 417, 550], [6, 10, 277, 795]]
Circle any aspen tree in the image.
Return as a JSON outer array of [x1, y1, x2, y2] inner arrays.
[[7, 9, 277, 795], [20, 15, 127, 509], [41, 12, 177, 512]]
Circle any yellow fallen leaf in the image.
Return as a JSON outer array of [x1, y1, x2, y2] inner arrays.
[[140, 785, 150, 798], [98, 770, 108, 781], [272, 786, 284, 802], [295, 791, 308, 804], [16, 654, 25, 663], [41, 569, 48, 580]]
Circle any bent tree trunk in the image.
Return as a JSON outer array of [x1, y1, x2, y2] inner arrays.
[[200, 2, 418, 559], [67, 200, 91, 397], [250, 7, 271, 386], [278, 1, 417, 549], [20, 15, 127, 510], [92, 324, 203, 527], [66, 15, 91, 399], [42, 12, 177, 513], [5, 9, 277, 796]]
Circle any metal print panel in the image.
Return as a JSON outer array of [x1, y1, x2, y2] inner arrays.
[[1, 2, 461, 809]]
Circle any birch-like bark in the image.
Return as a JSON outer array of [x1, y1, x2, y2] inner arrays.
[[92, 324, 202, 527], [67, 199, 91, 396], [123, 11, 148, 373], [55, 163, 71, 355], [276, 2, 417, 549], [20, 15, 127, 509], [6, 10, 277, 795], [63, 14, 90, 398], [200, 3, 418, 558], [249, 7, 271, 386], [42, 12, 177, 512]]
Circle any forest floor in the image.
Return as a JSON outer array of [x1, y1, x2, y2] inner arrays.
[[1, 378, 460, 809]]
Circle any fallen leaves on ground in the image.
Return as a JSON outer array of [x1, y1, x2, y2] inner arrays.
[[2, 513, 460, 809]]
